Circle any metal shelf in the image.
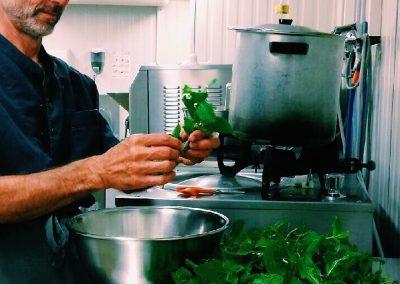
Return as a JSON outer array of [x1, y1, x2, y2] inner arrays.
[[68, 0, 169, 7]]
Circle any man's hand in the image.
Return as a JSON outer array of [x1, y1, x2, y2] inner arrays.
[[91, 133, 181, 190], [179, 130, 221, 165], [0, 134, 181, 223]]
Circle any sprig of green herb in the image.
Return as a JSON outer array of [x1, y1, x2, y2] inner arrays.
[[172, 218, 397, 284], [171, 81, 233, 152]]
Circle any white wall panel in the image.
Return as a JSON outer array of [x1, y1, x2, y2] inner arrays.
[[156, 0, 191, 64], [391, 0, 400, 237], [44, 4, 157, 93], [369, 0, 400, 256], [365, 0, 383, 35], [194, 0, 382, 64], [385, 0, 400, 256]]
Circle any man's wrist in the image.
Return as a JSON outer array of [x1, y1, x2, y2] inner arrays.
[[69, 155, 107, 192]]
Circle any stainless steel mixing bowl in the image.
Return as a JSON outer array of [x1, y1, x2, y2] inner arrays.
[[67, 206, 229, 284]]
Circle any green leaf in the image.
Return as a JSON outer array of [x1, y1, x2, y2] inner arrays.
[[205, 116, 233, 134], [171, 124, 181, 139], [302, 231, 321, 261], [182, 95, 196, 120], [255, 237, 274, 248], [289, 277, 303, 284], [194, 101, 217, 124], [299, 260, 321, 284], [172, 267, 193, 284], [261, 245, 286, 274], [185, 259, 199, 270], [179, 81, 233, 138], [193, 259, 226, 283], [183, 117, 196, 135], [172, 219, 397, 284], [225, 272, 239, 284], [247, 228, 264, 242], [329, 217, 350, 242], [183, 85, 192, 94], [191, 91, 208, 103], [252, 273, 284, 284], [182, 141, 190, 154], [223, 261, 244, 273], [198, 124, 212, 136]]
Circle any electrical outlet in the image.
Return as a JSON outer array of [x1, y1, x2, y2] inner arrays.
[[111, 51, 132, 78]]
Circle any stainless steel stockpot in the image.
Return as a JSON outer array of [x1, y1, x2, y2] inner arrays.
[[67, 206, 229, 284], [229, 23, 345, 146]]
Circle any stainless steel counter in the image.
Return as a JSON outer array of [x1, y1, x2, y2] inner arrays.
[[106, 165, 375, 254]]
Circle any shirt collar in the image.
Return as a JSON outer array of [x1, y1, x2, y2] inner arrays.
[[0, 33, 54, 80]]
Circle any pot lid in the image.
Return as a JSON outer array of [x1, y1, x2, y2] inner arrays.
[[230, 23, 334, 37]]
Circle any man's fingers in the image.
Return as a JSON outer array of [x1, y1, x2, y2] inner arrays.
[[185, 149, 212, 159], [180, 130, 188, 141], [131, 133, 182, 150], [140, 161, 177, 174], [188, 130, 206, 142], [118, 171, 176, 190], [129, 146, 180, 161], [190, 137, 220, 150], [142, 171, 176, 186], [178, 157, 196, 166]]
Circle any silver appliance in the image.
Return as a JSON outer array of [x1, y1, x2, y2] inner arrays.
[[129, 64, 232, 135]]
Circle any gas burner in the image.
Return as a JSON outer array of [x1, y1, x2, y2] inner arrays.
[[217, 134, 375, 200]]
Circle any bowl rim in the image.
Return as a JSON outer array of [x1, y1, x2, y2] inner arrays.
[[66, 206, 230, 241]]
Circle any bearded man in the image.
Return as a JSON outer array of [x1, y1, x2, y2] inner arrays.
[[0, 1, 220, 282]]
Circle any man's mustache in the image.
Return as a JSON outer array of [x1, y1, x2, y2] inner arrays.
[[33, 5, 64, 19]]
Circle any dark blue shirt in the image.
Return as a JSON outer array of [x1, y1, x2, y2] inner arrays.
[[0, 34, 119, 283], [0, 36, 118, 174]]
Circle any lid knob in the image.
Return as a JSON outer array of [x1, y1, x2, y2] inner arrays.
[[274, 4, 290, 14], [275, 2, 292, 25]]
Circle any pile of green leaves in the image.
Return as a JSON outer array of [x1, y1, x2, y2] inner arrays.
[[171, 82, 233, 145], [172, 218, 397, 284]]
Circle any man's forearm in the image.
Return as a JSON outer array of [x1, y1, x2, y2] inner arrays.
[[0, 156, 102, 224]]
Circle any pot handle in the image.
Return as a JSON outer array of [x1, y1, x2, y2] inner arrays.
[[269, 42, 309, 55]]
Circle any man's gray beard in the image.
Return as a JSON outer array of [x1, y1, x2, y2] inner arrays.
[[2, 2, 58, 39], [19, 16, 56, 39]]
